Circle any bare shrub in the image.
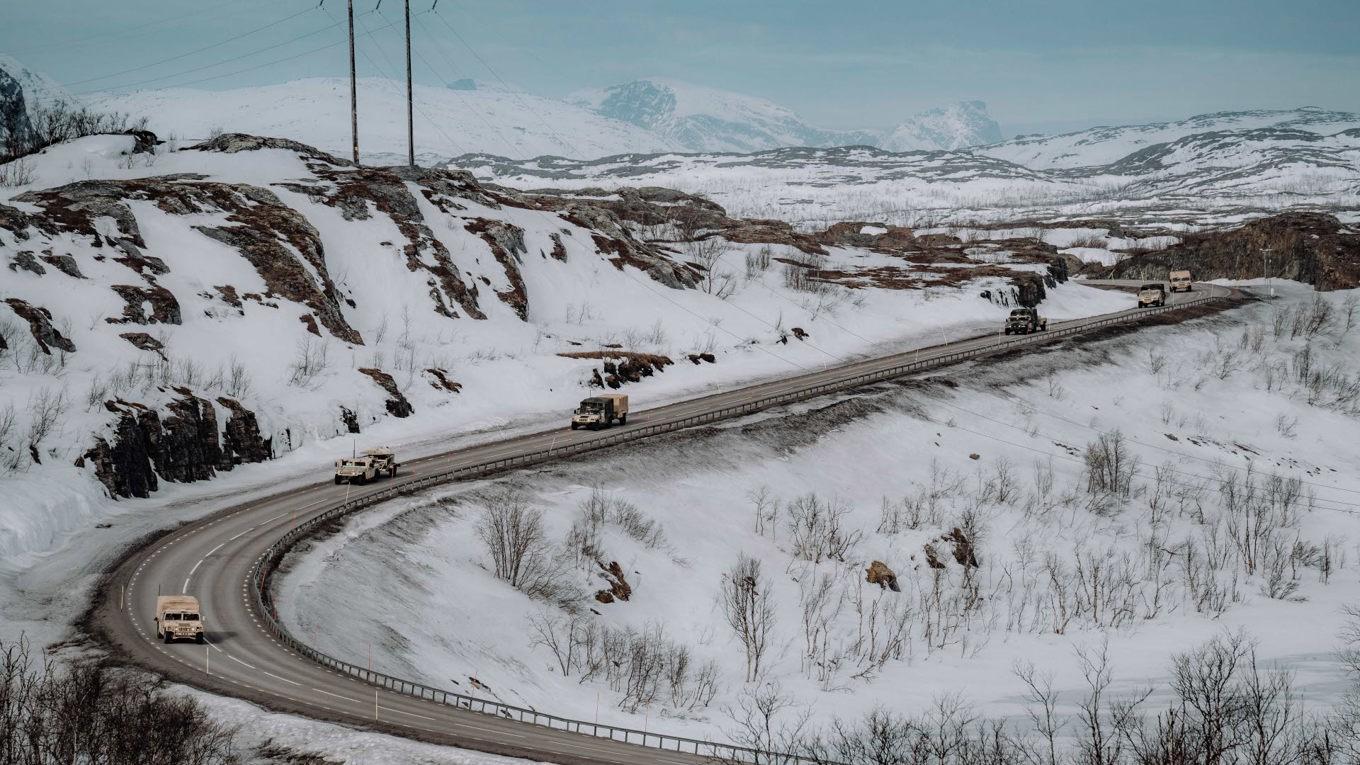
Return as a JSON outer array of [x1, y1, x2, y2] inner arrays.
[[786, 494, 861, 563], [1083, 429, 1138, 502], [0, 637, 238, 763], [0, 156, 35, 187], [25, 386, 66, 463], [688, 237, 736, 298], [476, 492, 560, 599], [719, 554, 775, 683], [286, 337, 330, 387], [744, 246, 773, 278]]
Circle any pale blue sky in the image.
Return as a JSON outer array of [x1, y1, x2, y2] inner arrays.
[[3, 0, 1358, 135]]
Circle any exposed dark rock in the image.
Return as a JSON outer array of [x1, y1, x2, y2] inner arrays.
[[125, 129, 162, 154], [424, 368, 462, 393], [188, 133, 348, 165], [108, 284, 181, 325], [358, 367, 413, 417], [217, 397, 272, 467], [85, 402, 161, 498], [155, 390, 221, 483], [1, 65, 33, 151], [214, 284, 242, 308], [39, 252, 83, 278], [548, 232, 568, 261], [4, 298, 75, 353], [465, 218, 529, 320], [111, 238, 168, 275], [118, 331, 164, 356], [339, 406, 360, 434], [595, 560, 632, 603], [1099, 213, 1360, 290], [866, 560, 901, 592], [9, 250, 44, 275], [941, 527, 979, 568]]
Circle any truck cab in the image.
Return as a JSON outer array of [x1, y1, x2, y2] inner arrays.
[[1003, 308, 1048, 335], [571, 394, 628, 430], [155, 595, 204, 644], [334, 456, 377, 484], [1138, 283, 1168, 307]]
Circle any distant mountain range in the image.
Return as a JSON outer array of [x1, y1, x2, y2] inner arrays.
[[79, 68, 1002, 159]]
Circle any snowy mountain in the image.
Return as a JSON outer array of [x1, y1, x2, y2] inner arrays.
[[568, 78, 878, 153], [89, 78, 673, 160], [0, 54, 74, 150], [463, 107, 1360, 229], [880, 99, 1003, 151], [979, 106, 1360, 169]]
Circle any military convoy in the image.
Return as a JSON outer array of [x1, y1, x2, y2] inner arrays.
[[571, 394, 628, 430], [155, 595, 205, 644], [1003, 308, 1048, 335], [333, 447, 398, 484]]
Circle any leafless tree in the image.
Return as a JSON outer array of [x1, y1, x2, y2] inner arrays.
[[786, 493, 861, 564], [720, 554, 775, 683], [476, 492, 555, 596], [286, 337, 330, 387], [1084, 429, 1139, 502]]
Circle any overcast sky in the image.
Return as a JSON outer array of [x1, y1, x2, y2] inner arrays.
[[4, 0, 1358, 135]]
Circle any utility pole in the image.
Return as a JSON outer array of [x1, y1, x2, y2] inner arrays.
[[348, 0, 359, 165], [1263, 247, 1274, 298], [404, 0, 414, 166]]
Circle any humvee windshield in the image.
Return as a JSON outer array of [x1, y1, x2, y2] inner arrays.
[[1140, 284, 1162, 291], [578, 401, 604, 413]]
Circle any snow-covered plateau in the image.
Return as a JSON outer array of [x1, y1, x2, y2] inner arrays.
[[280, 284, 1360, 746]]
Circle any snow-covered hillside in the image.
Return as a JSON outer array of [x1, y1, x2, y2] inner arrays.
[[282, 284, 1360, 744], [89, 78, 673, 160], [880, 100, 1003, 152], [569, 78, 879, 153], [1, 54, 75, 150], [0, 130, 1122, 566]]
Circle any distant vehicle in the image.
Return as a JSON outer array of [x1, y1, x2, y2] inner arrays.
[[334, 447, 398, 485], [572, 394, 628, 430], [155, 595, 204, 644], [1169, 270, 1193, 293], [1138, 283, 1168, 307], [1003, 307, 1048, 335]]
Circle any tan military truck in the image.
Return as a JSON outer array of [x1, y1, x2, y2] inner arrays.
[[1169, 270, 1193, 293], [1138, 282, 1168, 307], [333, 447, 398, 485], [155, 595, 204, 644], [571, 394, 628, 430]]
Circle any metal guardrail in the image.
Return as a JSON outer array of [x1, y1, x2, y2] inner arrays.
[[248, 292, 1219, 763]]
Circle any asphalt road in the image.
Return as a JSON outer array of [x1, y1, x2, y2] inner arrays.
[[93, 282, 1231, 765]]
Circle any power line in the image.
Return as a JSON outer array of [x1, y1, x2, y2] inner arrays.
[[5, 2, 267, 58], [67, 5, 318, 88], [73, 16, 356, 95]]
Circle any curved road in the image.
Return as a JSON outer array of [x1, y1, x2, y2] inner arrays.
[[93, 283, 1231, 764]]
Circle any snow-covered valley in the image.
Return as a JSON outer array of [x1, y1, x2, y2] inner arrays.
[[280, 284, 1360, 748]]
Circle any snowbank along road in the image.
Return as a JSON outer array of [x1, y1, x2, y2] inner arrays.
[[92, 282, 1233, 765]]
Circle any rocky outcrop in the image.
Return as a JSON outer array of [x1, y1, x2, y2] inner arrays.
[[465, 218, 529, 320], [118, 332, 164, 356], [358, 367, 413, 418], [4, 298, 75, 353], [594, 560, 632, 604], [188, 132, 348, 165], [0, 65, 32, 151], [8, 250, 44, 275], [83, 393, 272, 498], [1101, 213, 1360, 290], [866, 560, 900, 592], [109, 284, 181, 325], [216, 396, 271, 467], [424, 368, 462, 393]]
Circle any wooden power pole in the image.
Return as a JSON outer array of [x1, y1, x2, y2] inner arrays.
[[348, 0, 359, 164], [404, 0, 414, 166]]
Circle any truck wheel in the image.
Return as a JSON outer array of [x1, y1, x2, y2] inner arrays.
[[389, 467, 397, 478], [619, 414, 627, 425], [164, 632, 173, 645], [334, 477, 341, 485], [196, 633, 205, 645], [570, 423, 578, 430]]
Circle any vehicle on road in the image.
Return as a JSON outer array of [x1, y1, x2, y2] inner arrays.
[[334, 447, 398, 484], [1003, 307, 1048, 335], [1138, 283, 1168, 307], [572, 394, 628, 429], [1169, 270, 1193, 293], [155, 595, 204, 644]]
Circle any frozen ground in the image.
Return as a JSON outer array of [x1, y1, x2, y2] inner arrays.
[[279, 283, 1360, 743]]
